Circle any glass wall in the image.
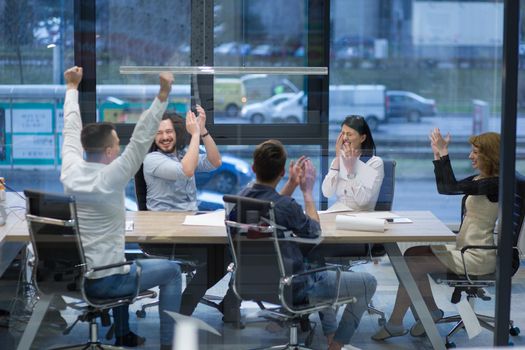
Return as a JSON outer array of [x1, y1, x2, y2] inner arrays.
[[1, 0, 524, 349], [328, 0, 506, 223], [0, 0, 73, 192], [212, 0, 308, 122], [95, 0, 192, 124]]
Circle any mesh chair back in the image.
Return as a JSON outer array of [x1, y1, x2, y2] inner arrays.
[[375, 160, 396, 211], [134, 164, 191, 259], [24, 190, 86, 296], [223, 195, 294, 306]]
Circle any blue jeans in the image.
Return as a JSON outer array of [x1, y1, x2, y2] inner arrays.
[[84, 259, 181, 346], [304, 270, 377, 344]]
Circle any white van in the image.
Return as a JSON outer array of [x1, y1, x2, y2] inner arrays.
[[270, 85, 386, 130], [329, 85, 386, 131]]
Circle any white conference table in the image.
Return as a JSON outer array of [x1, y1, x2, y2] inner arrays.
[[1, 195, 455, 350]]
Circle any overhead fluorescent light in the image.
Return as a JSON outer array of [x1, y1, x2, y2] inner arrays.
[[120, 66, 328, 76]]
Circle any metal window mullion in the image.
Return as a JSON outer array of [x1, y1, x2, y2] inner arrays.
[[308, 0, 330, 209], [494, 0, 520, 346], [74, 0, 97, 125], [191, 0, 214, 123]]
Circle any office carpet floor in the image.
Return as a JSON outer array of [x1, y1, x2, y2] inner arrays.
[[1, 256, 524, 350]]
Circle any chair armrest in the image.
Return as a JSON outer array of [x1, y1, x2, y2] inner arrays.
[[460, 245, 497, 284], [279, 265, 356, 315], [90, 260, 133, 273], [281, 264, 342, 284], [86, 261, 143, 304], [460, 245, 497, 254]]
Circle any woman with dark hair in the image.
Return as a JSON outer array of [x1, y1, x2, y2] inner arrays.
[[372, 129, 500, 341], [322, 115, 384, 211]]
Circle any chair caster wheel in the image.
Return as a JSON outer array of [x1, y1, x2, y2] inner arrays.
[[378, 317, 386, 326], [510, 326, 520, 336], [446, 342, 456, 348], [136, 309, 146, 318]]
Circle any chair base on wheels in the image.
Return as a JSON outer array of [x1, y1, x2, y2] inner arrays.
[[49, 318, 125, 350], [251, 324, 314, 350], [437, 313, 520, 349], [136, 295, 221, 318]]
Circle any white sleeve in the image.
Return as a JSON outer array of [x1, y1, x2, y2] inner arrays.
[[60, 90, 83, 177], [321, 158, 340, 198], [347, 156, 384, 207], [103, 98, 168, 189]]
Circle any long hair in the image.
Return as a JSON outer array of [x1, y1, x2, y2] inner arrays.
[[149, 112, 188, 153], [469, 132, 500, 177], [341, 115, 376, 156]]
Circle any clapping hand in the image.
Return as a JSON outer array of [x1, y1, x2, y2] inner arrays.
[[185, 110, 201, 137], [195, 105, 207, 134], [288, 156, 307, 187], [300, 159, 316, 193], [335, 132, 344, 158], [341, 143, 361, 174], [429, 128, 451, 158]]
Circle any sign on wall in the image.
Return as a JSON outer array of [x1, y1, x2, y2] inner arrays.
[[12, 108, 53, 133], [12, 135, 55, 159]]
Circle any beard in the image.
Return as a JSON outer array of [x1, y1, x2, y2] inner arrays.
[[157, 142, 176, 154]]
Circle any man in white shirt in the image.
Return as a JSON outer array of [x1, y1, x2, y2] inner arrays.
[[61, 66, 181, 350]]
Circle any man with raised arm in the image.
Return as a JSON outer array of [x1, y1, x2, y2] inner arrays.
[[61, 66, 181, 350]]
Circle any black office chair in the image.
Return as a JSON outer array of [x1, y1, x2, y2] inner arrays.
[[320, 159, 396, 262], [133, 165, 220, 318], [429, 172, 525, 348], [223, 194, 357, 349], [23, 189, 156, 350], [374, 159, 396, 211]]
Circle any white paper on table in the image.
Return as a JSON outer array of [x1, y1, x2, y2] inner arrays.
[[183, 209, 225, 227], [345, 211, 400, 220], [125, 220, 134, 232], [335, 214, 385, 232], [318, 202, 353, 214], [456, 298, 482, 339]]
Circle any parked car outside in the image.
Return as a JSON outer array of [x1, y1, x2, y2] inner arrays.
[[270, 91, 306, 123], [195, 150, 254, 194], [240, 74, 300, 103], [386, 90, 437, 122], [241, 93, 297, 123], [214, 78, 247, 117], [214, 42, 251, 56], [250, 44, 273, 56], [329, 85, 386, 131]]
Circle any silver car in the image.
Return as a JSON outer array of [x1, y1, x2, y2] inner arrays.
[[240, 93, 297, 123]]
